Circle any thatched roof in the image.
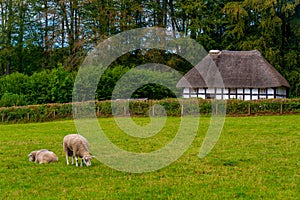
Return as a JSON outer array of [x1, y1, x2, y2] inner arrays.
[[177, 50, 290, 88]]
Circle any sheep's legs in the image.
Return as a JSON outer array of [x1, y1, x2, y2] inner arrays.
[[65, 154, 77, 166], [74, 155, 79, 167], [65, 155, 69, 165], [75, 158, 79, 167], [71, 156, 75, 165]]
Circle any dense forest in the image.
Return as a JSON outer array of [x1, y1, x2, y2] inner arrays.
[[0, 0, 299, 105]]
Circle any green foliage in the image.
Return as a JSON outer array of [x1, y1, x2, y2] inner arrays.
[[95, 65, 180, 101], [2, 98, 300, 123], [0, 0, 299, 97], [221, 1, 300, 97], [0, 93, 27, 107], [0, 65, 180, 105], [26, 70, 53, 104], [48, 67, 76, 103], [96, 66, 130, 101], [0, 72, 28, 97], [0, 67, 76, 105], [0, 103, 73, 123], [114, 66, 180, 100]]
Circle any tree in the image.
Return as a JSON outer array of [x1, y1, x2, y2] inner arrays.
[[0, 0, 15, 74], [0, 0, 299, 98]]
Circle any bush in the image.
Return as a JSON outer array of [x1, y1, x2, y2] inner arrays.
[[2, 98, 300, 124], [0, 67, 76, 105], [26, 66, 76, 104], [0, 73, 28, 97], [0, 93, 27, 107]]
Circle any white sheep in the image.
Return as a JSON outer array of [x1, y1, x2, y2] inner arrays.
[[63, 134, 94, 167], [28, 149, 58, 164]]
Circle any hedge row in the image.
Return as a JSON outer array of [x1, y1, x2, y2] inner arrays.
[[0, 66, 179, 107], [1, 98, 300, 123]]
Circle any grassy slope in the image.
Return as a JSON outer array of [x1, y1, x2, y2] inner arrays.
[[0, 116, 299, 199]]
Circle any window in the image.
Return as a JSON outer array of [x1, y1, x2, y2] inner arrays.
[[259, 88, 267, 99], [229, 88, 237, 99], [259, 88, 267, 94], [230, 88, 236, 94], [206, 94, 215, 99]]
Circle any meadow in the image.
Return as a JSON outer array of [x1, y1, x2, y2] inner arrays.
[[0, 115, 299, 199]]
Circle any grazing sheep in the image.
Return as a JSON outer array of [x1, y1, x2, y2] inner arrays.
[[28, 149, 58, 164], [63, 134, 94, 167]]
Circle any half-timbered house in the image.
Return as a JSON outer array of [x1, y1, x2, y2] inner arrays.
[[176, 50, 290, 100]]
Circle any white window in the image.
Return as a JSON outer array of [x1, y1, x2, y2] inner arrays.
[[207, 88, 215, 93], [198, 89, 205, 93], [259, 88, 267, 94], [191, 88, 197, 94], [244, 89, 251, 94], [238, 95, 243, 100], [276, 88, 286, 95], [244, 95, 251, 101], [230, 88, 236, 94], [206, 94, 215, 99], [183, 88, 189, 93], [237, 89, 243, 93], [252, 89, 258, 94], [216, 88, 222, 93], [267, 88, 274, 94], [216, 95, 223, 100]]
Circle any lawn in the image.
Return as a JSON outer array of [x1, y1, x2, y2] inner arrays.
[[0, 115, 299, 199]]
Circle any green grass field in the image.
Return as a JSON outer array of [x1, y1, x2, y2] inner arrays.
[[0, 115, 299, 199]]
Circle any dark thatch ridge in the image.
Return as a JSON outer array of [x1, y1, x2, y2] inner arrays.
[[177, 50, 290, 89]]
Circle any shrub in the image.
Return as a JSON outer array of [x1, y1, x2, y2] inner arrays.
[[1, 98, 300, 124], [0, 73, 28, 97], [0, 93, 27, 107]]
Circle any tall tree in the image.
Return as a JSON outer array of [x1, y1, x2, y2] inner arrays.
[[0, 0, 15, 74]]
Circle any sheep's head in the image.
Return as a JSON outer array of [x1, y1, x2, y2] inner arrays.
[[82, 155, 94, 166], [28, 151, 37, 162]]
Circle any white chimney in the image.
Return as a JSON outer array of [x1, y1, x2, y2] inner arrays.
[[209, 50, 221, 54]]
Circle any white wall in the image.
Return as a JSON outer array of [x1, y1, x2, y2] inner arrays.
[[182, 87, 287, 100]]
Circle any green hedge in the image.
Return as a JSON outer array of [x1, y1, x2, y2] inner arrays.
[[1, 99, 300, 124], [0, 104, 73, 123], [0, 66, 179, 106]]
